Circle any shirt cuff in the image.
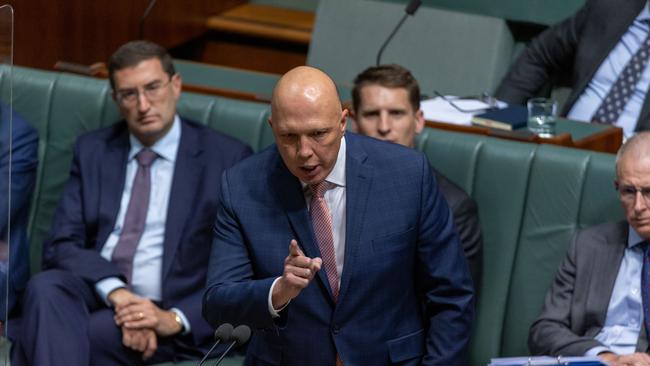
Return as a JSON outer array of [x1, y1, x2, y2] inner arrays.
[[170, 307, 191, 335], [268, 277, 289, 318], [95, 277, 127, 306], [585, 346, 612, 357]]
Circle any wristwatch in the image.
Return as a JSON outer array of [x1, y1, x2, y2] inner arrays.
[[172, 310, 184, 333]]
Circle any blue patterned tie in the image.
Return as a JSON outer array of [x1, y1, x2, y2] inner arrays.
[[592, 22, 650, 124]]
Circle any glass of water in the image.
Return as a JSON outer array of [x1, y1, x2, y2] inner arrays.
[[527, 98, 557, 138]]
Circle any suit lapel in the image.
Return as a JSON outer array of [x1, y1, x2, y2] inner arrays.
[[590, 221, 629, 326], [338, 135, 372, 304], [637, 93, 650, 131], [161, 120, 203, 280], [97, 125, 129, 249]]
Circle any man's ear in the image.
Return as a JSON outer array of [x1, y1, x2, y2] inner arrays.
[[349, 111, 360, 133], [171, 73, 182, 99], [415, 109, 425, 134]]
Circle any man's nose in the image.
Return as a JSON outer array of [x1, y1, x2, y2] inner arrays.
[[297, 136, 313, 158], [378, 112, 391, 135], [137, 91, 151, 112], [634, 190, 647, 212]]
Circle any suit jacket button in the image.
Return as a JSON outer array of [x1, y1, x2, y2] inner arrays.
[[332, 325, 340, 334]]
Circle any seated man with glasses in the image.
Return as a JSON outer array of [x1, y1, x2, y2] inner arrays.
[[529, 131, 650, 365], [11, 40, 252, 365]]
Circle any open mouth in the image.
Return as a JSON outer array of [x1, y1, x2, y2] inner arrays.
[[300, 165, 320, 178]]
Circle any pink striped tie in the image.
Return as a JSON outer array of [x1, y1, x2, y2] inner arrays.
[[309, 181, 339, 301]]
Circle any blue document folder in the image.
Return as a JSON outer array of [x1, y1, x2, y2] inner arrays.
[[489, 356, 606, 366]]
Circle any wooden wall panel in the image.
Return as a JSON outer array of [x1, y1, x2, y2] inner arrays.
[[3, 0, 245, 70]]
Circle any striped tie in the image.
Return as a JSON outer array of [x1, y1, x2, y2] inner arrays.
[[309, 181, 339, 301]]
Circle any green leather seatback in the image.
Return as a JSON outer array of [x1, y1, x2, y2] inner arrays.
[[174, 60, 280, 101], [0, 66, 120, 270], [176, 92, 272, 152], [418, 127, 623, 365], [174, 60, 351, 102], [501, 146, 621, 357], [308, 0, 514, 96], [380, 0, 585, 26]]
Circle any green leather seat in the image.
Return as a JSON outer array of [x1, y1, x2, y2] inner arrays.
[[174, 60, 351, 102], [308, 0, 515, 96], [418, 128, 622, 365], [379, 0, 585, 26]]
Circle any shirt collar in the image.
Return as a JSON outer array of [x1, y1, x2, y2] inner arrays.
[[128, 115, 181, 163], [628, 225, 645, 248], [300, 135, 347, 189]]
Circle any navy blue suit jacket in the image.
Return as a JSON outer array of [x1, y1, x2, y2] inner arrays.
[[204, 133, 474, 365], [43, 118, 252, 351], [0, 107, 38, 318]]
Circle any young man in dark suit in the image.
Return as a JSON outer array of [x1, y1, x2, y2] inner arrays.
[[351, 64, 483, 291]]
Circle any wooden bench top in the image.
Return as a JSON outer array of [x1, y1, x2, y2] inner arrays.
[[206, 3, 315, 45]]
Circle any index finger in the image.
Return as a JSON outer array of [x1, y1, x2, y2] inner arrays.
[[289, 239, 305, 257]]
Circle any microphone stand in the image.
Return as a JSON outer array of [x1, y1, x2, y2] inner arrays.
[[376, 13, 409, 66]]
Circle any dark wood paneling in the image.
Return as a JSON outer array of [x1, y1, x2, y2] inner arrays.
[[3, 0, 245, 69]]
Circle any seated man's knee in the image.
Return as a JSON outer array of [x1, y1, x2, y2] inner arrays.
[[23, 269, 84, 303]]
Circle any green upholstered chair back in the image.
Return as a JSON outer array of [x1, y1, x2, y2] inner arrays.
[[418, 127, 623, 365], [174, 60, 280, 101], [380, 0, 585, 26], [0, 65, 272, 274], [307, 0, 515, 96], [173, 60, 352, 102]]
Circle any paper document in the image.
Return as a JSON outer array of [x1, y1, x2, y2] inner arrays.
[[489, 356, 606, 366], [420, 96, 506, 126]]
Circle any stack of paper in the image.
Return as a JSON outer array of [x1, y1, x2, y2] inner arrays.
[[420, 96, 506, 125]]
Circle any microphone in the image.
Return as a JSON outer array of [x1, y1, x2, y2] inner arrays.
[[376, 0, 423, 66], [138, 0, 159, 39], [213, 325, 252, 366], [405, 0, 422, 15], [197, 323, 233, 366]]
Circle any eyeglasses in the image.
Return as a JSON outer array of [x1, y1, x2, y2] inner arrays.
[[615, 182, 650, 206], [433, 90, 498, 113], [115, 77, 173, 106]]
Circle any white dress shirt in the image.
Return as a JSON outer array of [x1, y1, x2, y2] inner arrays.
[[268, 137, 347, 316], [95, 116, 190, 331], [568, 2, 650, 138]]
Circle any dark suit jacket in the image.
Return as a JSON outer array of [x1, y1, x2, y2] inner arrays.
[[0, 107, 38, 318], [434, 170, 482, 293], [528, 221, 635, 356], [42, 118, 252, 352], [495, 0, 650, 131], [204, 133, 474, 365]]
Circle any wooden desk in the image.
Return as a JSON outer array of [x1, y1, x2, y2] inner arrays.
[[425, 118, 623, 154]]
